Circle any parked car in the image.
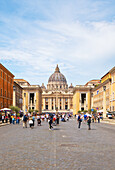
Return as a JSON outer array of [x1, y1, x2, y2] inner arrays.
[[106, 113, 113, 119]]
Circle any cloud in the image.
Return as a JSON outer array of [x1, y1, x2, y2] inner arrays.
[[0, 0, 115, 85]]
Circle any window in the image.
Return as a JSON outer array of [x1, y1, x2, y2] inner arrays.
[[1, 89, 2, 96], [5, 91, 6, 97], [46, 98, 48, 102], [1, 102, 2, 108], [46, 105, 48, 110], [65, 98, 68, 102], [65, 105, 68, 109], [1, 71, 2, 77]]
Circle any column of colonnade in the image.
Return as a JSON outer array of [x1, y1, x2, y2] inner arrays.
[[58, 98, 60, 110], [61, 98, 64, 110], [53, 98, 55, 110], [43, 98, 45, 110], [68, 98, 70, 110]]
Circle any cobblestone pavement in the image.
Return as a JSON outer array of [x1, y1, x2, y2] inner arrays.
[[0, 119, 115, 170]]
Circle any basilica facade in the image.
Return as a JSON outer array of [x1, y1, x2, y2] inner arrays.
[[41, 65, 73, 113]]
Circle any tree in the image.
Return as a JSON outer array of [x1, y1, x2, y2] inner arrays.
[[9, 106, 20, 116], [28, 109, 34, 113], [78, 110, 81, 114]]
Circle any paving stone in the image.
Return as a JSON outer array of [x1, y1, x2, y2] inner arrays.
[[0, 119, 115, 170]]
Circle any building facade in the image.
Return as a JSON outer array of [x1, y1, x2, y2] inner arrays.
[[13, 81, 23, 110], [0, 63, 14, 109], [14, 79, 42, 114], [73, 66, 115, 117], [42, 65, 73, 113], [92, 67, 115, 117]]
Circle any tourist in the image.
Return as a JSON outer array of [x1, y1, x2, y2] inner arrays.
[[32, 115, 35, 126], [5, 115, 8, 123], [23, 114, 28, 128], [9, 114, 12, 124], [16, 116, 20, 124], [37, 115, 41, 126], [49, 116, 53, 130], [57, 114, 59, 124], [2, 115, 4, 123], [97, 114, 100, 123], [84, 114, 87, 122], [87, 116, 91, 130], [77, 114, 82, 128], [12, 116, 15, 124], [29, 116, 34, 128]]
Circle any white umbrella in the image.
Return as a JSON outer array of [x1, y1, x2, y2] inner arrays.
[[1, 108, 11, 111], [86, 113, 92, 117]]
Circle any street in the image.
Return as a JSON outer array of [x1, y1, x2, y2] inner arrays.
[[0, 118, 115, 170]]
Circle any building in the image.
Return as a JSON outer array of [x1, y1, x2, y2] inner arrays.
[[13, 81, 23, 110], [14, 79, 42, 114], [73, 85, 94, 114], [92, 67, 115, 117], [0, 63, 14, 109], [73, 66, 115, 117], [42, 65, 74, 113]]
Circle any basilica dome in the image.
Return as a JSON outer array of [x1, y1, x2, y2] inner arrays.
[[48, 65, 67, 83], [47, 65, 68, 90]]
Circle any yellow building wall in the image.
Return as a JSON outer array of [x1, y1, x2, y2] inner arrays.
[[87, 92, 91, 110], [73, 92, 80, 115]]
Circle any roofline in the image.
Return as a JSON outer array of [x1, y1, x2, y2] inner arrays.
[[0, 63, 14, 77], [101, 66, 115, 79]]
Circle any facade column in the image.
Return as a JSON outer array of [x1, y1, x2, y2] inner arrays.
[[68, 98, 70, 110], [91, 93, 93, 109], [103, 86, 106, 118], [61, 98, 64, 110], [31, 97, 32, 109], [34, 92, 36, 110], [58, 98, 60, 110], [50, 98, 52, 110], [43, 98, 45, 110], [24, 93, 26, 114], [13, 86, 16, 107], [53, 98, 56, 110], [63, 98, 65, 110]]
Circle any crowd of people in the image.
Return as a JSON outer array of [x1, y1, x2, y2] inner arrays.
[[22, 113, 72, 130], [0, 113, 21, 124], [76, 113, 101, 130], [0, 111, 102, 131]]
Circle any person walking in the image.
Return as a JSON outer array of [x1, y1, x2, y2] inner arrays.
[[77, 114, 82, 128], [97, 115, 100, 123], [23, 114, 28, 128], [2, 115, 4, 123], [49, 116, 53, 130], [87, 116, 91, 130]]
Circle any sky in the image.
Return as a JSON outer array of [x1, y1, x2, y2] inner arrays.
[[0, 0, 115, 86]]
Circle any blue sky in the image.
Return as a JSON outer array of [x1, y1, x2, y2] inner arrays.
[[0, 0, 115, 86]]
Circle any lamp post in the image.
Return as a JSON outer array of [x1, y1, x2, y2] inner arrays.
[[103, 86, 106, 118]]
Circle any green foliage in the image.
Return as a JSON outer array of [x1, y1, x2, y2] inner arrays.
[[9, 106, 15, 111], [16, 113, 20, 117], [35, 110, 38, 113], [9, 106, 20, 114], [83, 110, 88, 113], [28, 109, 34, 113], [78, 110, 81, 114]]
